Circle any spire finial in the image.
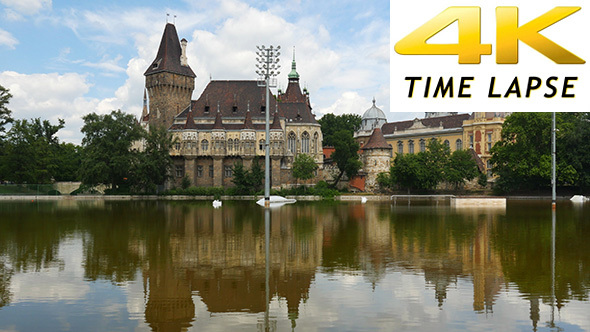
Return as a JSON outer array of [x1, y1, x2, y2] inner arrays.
[[288, 46, 299, 79], [372, 97, 376, 105]]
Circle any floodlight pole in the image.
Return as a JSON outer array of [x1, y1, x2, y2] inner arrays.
[[552, 112, 556, 209], [256, 45, 280, 207]]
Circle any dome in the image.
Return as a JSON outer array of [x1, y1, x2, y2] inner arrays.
[[360, 98, 386, 131]]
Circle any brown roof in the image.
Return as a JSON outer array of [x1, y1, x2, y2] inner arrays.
[[281, 80, 306, 103], [381, 113, 470, 135], [361, 128, 392, 150], [242, 109, 254, 130], [144, 23, 196, 78], [468, 148, 485, 173], [173, 80, 317, 127], [270, 111, 282, 130], [183, 107, 198, 129], [212, 110, 224, 129]]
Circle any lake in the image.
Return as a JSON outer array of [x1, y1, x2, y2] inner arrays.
[[0, 199, 588, 331]]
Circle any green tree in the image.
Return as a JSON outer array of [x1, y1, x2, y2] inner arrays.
[[79, 110, 143, 191], [0, 85, 13, 137], [231, 159, 264, 194], [490, 112, 586, 193], [445, 149, 480, 189], [390, 153, 431, 193], [318, 113, 362, 147], [330, 130, 362, 187], [133, 126, 173, 193], [53, 143, 82, 182], [1, 118, 65, 183], [293, 153, 318, 184]]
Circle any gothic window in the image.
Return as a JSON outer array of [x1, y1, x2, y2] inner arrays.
[[234, 139, 240, 151], [444, 140, 450, 148], [259, 139, 265, 151], [301, 132, 310, 153], [408, 140, 414, 154], [469, 135, 474, 148], [456, 139, 463, 151], [397, 141, 403, 155], [197, 165, 203, 177], [201, 139, 209, 151], [224, 165, 233, 177], [227, 138, 233, 151], [175, 142, 181, 150], [313, 132, 319, 153], [288, 132, 296, 153], [175, 165, 184, 178], [419, 139, 426, 152], [209, 165, 214, 178]]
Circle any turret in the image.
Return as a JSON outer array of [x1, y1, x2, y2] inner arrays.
[[144, 23, 196, 130]]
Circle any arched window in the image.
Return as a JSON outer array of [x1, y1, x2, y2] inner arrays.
[[397, 141, 403, 155], [408, 140, 414, 154], [201, 139, 209, 151], [288, 132, 296, 153], [444, 139, 450, 148], [313, 132, 319, 153], [234, 139, 240, 151], [419, 139, 426, 152], [456, 139, 463, 151], [259, 139, 265, 151], [227, 138, 233, 151], [301, 132, 310, 153]]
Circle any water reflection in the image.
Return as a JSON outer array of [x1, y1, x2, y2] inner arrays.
[[0, 200, 588, 331]]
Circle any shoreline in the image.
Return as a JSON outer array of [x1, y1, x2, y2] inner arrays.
[[0, 194, 575, 202]]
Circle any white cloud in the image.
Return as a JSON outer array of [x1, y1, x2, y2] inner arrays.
[[1, 0, 51, 17], [0, 28, 18, 49], [0, 71, 97, 144], [317, 91, 371, 116]]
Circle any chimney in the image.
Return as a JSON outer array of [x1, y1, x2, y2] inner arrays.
[[180, 38, 188, 67]]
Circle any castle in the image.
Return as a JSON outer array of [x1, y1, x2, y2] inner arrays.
[[141, 23, 323, 189]]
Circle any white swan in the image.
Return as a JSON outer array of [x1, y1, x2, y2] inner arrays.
[[212, 199, 222, 208], [361, 197, 367, 203]]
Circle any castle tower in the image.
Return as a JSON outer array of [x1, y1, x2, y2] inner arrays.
[[360, 128, 392, 192], [144, 23, 196, 130]]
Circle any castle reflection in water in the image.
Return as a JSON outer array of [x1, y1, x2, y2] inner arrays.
[[1, 200, 588, 331]]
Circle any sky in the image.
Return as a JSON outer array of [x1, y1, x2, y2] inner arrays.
[[0, 0, 400, 144]]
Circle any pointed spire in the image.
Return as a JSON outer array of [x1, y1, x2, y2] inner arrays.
[[288, 46, 299, 80], [184, 103, 197, 129], [213, 106, 224, 130], [144, 23, 195, 78], [372, 97, 376, 106], [142, 89, 148, 120], [243, 101, 254, 130], [270, 108, 282, 130]]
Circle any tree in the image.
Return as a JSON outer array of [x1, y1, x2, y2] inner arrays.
[[133, 126, 173, 193], [1, 118, 65, 183], [0, 85, 13, 137], [292, 153, 318, 184], [330, 130, 362, 187], [79, 110, 143, 191], [231, 158, 264, 194], [490, 112, 586, 193], [445, 149, 480, 189], [390, 152, 431, 193], [318, 113, 362, 147]]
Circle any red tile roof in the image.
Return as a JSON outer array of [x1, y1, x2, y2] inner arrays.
[[381, 113, 470, 135], [361, 128, 391, 150]]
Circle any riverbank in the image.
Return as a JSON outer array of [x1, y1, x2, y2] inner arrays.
[[0, 194, 576, 202]]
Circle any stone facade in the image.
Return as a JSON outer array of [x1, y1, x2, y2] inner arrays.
[[142, 23, 322, 189]]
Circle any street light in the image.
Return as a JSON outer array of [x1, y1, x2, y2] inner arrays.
[[255, 45, 280, 207]]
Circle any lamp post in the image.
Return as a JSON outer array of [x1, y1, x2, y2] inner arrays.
[[552, 112, 556, 209], [256, 45, 280, 207]]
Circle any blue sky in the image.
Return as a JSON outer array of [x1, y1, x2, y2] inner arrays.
[[0, 0, 406, 144]]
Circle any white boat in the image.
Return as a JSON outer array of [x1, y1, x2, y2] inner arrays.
[[570, 195, 588, 203], [256, 195, 297, 207]]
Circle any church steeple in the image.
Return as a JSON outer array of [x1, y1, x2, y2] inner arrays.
[[288, 47, 299, 80], [142, 89, 148, 120]]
